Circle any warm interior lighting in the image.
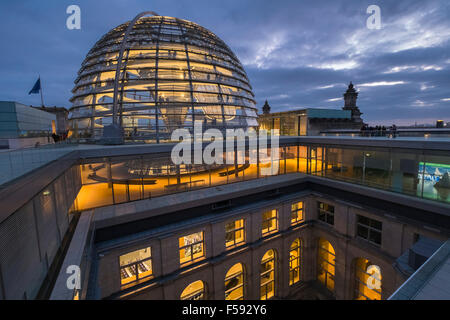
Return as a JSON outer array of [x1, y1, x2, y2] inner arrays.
[[225, 263, 244, 300], [354, 258, 382, 300], [289, 239, 301, 285], [262, 209, 278, 236], [179, 231, 204, 265], [119, 247, 152, 286], [291, 201, 304, 225], [68, 16, 257, 140], [180, 280, 205, 300], [225, 219, 245, 248], [260, 249, 275, 300], [317, 238, 335, 291]]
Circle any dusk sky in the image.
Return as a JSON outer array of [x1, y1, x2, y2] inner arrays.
[[0, 0, 449, 125]]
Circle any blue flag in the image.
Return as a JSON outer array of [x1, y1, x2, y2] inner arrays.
[[28, 78, 41, 95]]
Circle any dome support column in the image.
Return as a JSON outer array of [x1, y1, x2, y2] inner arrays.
[[110, 11, 159, 141]]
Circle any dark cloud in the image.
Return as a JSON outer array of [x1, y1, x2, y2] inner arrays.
[[0, 0, 449, 126]]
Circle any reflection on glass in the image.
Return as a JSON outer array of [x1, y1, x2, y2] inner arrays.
[[70, 144, 450, 213]]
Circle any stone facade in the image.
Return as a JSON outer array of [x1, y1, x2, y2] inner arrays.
[[90, 191, 445, 300]]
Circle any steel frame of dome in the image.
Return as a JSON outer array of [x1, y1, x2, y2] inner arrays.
[[69, 13, 258, 143]]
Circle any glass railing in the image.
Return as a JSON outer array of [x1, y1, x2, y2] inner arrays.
[[68, 142, 450, 212], [0, 143, 77, 186]]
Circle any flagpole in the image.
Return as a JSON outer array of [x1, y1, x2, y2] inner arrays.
[[39, 75, 44, 107]]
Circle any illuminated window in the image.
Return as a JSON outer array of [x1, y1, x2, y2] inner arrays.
[[289, 239, 301, 285], [317, 238, 335, 291], [354, 258, 382, 300], [119, 247, 152, 286], [357, 215, 382, 246], [180, 280, 205, 300], [291, 201, 304, 225], [262, 209, 278, 236], [225, 219, 245, 248], [225, 263, 244, 300], [260, 249, 276, 300], [318, 202, 334, 225], [179, 232, 204, 265]]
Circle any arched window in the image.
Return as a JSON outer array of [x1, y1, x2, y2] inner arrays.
[[354, 258, 382, 300], [260, 249, 276, 300], [289, 239, 301, 285], [225, 263, 244, 300], [317, 238, 335, 291], [180, 280, 206, 300]]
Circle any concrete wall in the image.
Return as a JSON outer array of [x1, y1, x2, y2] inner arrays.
[[0, 165, 81, 299]]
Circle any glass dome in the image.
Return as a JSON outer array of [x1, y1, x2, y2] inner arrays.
[[69, 15, 258, 142]]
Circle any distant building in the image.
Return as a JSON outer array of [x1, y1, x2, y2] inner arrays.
[[342, 81, 363, 124], [32, 106, 69, 134], [262, 100, 271, 115], [258, 82, 364, 136], [0, 101, 56, 149]]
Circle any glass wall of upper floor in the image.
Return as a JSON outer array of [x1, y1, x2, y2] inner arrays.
[[69, 142, 450, 212]]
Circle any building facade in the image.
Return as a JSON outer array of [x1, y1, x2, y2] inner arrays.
[[87, 186, 444, 300], [0, 132, 449, 301], [0, 101, 56, 149], [258, 83, 364, 136], [5, 136, 440, 301]]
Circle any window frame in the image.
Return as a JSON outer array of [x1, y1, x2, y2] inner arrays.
[[317, 239, 336, 292], [318, 202, 334, 226], [356, 214, 382, 247], [179, 231, 205, 265], [354, 259, 382, 300], [289, 239, 301, 286], [119, 246, 153, 287], [261, 209, 279, 236], [180, 280, 206, 300], [225, 264, 244, 300], [225, 219, 245, 248], [291, 201, 304, 225], [260, 251, 276, 300]]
